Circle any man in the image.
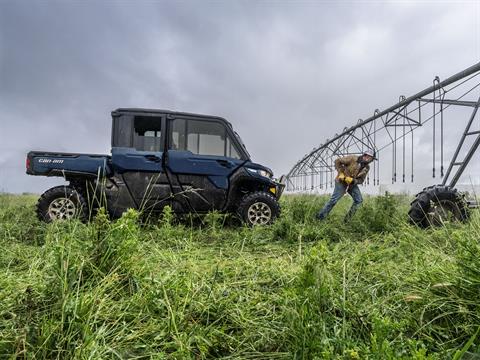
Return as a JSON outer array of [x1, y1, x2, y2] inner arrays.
[[316, 150, 376, 222]]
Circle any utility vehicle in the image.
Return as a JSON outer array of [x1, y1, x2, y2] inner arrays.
[[26, 109, 284, 226]]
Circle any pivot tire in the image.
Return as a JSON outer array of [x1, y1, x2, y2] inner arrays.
[[37, 186, 88, 222], [237, 191, 280, 226], [408, 185, 470, 228]]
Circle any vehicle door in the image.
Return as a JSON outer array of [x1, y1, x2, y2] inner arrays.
[[165, 117, 245, 212], [111, 115, 171, 212]]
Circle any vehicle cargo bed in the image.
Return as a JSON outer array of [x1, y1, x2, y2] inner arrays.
[[27, 151, 111, 177]]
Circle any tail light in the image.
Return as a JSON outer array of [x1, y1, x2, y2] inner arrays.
[[26, 156, 31, 171]]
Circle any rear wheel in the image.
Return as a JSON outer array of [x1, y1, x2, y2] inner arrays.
[[408, 185, 470, 228], [37, 186, 88, 222], [237, 191, 280, 226]]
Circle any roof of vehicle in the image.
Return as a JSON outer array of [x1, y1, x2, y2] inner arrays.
[[112, 108, 232, 126]]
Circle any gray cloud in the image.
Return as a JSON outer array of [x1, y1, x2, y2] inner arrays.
[[1, 0, 479, 194]]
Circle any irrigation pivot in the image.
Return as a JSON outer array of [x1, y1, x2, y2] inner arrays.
[[285, 62, 480, 227]]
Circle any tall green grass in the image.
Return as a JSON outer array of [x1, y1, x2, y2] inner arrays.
[[0, 193, 479, 358]]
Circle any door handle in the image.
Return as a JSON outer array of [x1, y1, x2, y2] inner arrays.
[[216, 159, 234, 168], [145, 154, 161, 162]]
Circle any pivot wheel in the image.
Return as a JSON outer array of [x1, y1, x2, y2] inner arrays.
[[37, 186, 88, 222], [237, 191, 280, 226], [409, 185, 470, 228], [427, 199, 464, 227]]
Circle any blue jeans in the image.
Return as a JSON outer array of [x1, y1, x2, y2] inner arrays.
[[317, 180, 363, 221]]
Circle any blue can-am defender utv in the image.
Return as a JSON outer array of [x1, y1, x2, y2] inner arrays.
[[26, 109, 285, 226]]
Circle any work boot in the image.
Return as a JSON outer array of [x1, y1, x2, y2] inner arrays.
[[316, 213, 326, 221], [344, 211, 356, 223]]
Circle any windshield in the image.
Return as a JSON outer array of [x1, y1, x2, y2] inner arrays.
[[234, 131, 250, 159]]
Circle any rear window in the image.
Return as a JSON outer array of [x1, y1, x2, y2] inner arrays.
[[133, 116, 162, 152]]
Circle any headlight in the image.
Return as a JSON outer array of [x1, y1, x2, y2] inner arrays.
[[246, 167, 273, 178]]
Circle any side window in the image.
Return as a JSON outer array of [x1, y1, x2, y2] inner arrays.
[[188, 121, 225, 156], [226, 136, 241, 159], [169, 119, 241, 159], [170, 118, 187, 151], [133, 116, 162, 152]]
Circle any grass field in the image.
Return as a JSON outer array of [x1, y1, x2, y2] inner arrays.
[[1, 193, 479, 359]]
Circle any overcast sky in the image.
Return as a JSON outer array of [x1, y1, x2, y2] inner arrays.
[[1, 0, 480, 194]]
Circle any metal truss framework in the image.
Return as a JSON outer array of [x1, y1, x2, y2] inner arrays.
[[286, 62, 480, 192]]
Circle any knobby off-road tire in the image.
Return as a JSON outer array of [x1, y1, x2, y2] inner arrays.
[[237, 191, 281, 226], [408, 185, 470, 228], [37, 186, 88, 223]]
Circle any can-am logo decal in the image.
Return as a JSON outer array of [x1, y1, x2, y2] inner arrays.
[[38, 158, 64, 164]]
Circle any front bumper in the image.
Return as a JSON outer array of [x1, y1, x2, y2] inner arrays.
[[269, 177, 285, 199], [276, 181, 286, 199]]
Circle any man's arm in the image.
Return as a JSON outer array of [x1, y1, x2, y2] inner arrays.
[[334, 157, 347, 172], [355, 165, 370, 184]]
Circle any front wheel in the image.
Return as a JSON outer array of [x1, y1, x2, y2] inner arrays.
[[37, 186, 88, 222], [237, 191, 280, 226]]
